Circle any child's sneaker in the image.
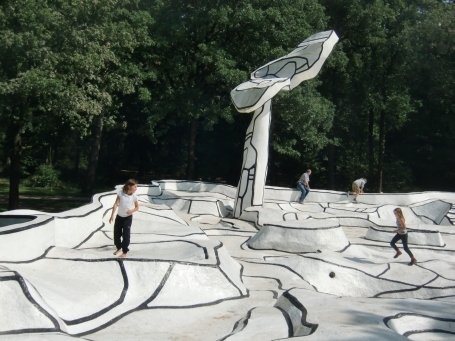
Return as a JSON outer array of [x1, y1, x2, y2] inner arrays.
[[408, 257, 417, 266], [393, 250, 402, 258]]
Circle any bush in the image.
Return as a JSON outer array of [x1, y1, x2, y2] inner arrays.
[[22, 164, 61, 188]]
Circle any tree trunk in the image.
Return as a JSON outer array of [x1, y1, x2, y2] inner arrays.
[[377, 108, 386, 193], [74, 142, 80, 181], [327, 142, 334, 190], [368, 109, 375, 185], [186, 116, 198, 180], [82, 114, 104, 194], [8, 124, 22, 210]]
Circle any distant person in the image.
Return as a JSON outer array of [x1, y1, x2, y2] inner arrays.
[[109, 179, 139, 258], [296, 169, 311, 204], [347, 178, 367, 203], [390, 207, 417, 266]]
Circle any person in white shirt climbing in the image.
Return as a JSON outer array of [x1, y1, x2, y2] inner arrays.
[[347, 178, 367, 203], [109, 179, 139, 258]]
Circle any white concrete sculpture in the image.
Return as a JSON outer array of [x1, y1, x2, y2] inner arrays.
[[231, 30, 339, 218], [1, 181, 455, 340]]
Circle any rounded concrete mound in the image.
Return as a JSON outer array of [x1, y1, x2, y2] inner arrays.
[[247, 219, 349, 252], [365, 226, 445, 247]]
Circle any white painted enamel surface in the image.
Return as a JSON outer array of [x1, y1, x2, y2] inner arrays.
[[1, 181, 455, 340]]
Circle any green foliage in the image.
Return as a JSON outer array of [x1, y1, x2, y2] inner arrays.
[[0, 0, 454, 198], [22, 164, 61, 188]]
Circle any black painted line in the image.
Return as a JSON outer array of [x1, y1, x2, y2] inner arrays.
[[141, 263, 175, 307], [428, 294, 455, 300], [0, 272, 61, 333], [0, 216, 55, 235], [218, 263, 245, 297], [101, 230, 113, 241], [147, 293, 249, 311], [238, 263, 245, 286], [251, 241, 347, 254], [206, 234, 255, 238], [0, 246, 54, 264], [238, 259, 316, 291], [232, 81, 283, 110], [384, 312, 455, 336], [337, 242, 351, 253], [298, 254, 421, 288], [405, 329, 455, 337], [135, 210, 189, 226], [368, 225, 441, 234], [250, 289, 278, 299], [213, 240, 225, 267], [155, 180, 236, 189], [84, 239, 209, 259], [260, 223, 341, 231], [217, 308, 254, 341], [240, 236, 252, 250], [374, 286, 424, 298], [216, 200, 223, 217], [74, 219, 109, 249], [282, 290, 318, 335], [417, 263, 455, 282], [219, 220, 241, 230], [57, 193, 114, 219], [376, 264, 391, 278], [62, 260, 128, 325], [421, 275, 440, 287], [351, 242, 455, 253], [203, 228, 255, 233], [274, 306, 293, 337], [74, 263, 175, 337], [243, 275, 284, 290], [41, 257, 219, 268], [0, 328, 59, 336], [131, 232, 205, 237]]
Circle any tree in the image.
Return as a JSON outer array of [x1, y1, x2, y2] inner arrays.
[[49, 0, 153, 193], [318, 0, 419, 192], [148, 0, 329, 180], [398, 0, 455, 190], [0, 0, 64, 209]]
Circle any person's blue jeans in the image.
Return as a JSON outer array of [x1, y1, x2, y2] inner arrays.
[[296, 182, 310, 202]]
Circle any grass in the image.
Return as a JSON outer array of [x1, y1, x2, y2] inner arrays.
[[0, 197, 91, 213], [0, 178, 112, 196], [0, 178, 112, 213]]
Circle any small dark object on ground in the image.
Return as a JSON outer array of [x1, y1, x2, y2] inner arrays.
[[329, 271, 335, 278]]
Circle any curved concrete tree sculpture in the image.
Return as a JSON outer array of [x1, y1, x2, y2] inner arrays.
[[231, 30, 339, 218]]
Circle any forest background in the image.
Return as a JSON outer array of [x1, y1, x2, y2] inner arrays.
[[1, 0, 454, 210]]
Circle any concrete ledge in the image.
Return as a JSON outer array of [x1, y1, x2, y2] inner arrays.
[[247, 219, 349, 252], [365, 226, 445, 247]]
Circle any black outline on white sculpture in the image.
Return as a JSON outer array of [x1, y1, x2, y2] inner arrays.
[[231, 30, 339, 218]]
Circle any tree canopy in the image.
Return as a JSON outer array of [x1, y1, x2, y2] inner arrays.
[[1, 0, 454, 208]]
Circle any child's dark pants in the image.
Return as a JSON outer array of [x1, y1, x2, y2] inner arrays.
[[390, 233, 414, 258], [114, 215, 132, 253]]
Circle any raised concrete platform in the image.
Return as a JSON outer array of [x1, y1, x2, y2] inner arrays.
[[247, 219, 349, 253], [1, 180, 454, 340]]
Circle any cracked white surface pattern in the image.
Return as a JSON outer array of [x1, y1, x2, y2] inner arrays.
[[0, 180, 454, 340]]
